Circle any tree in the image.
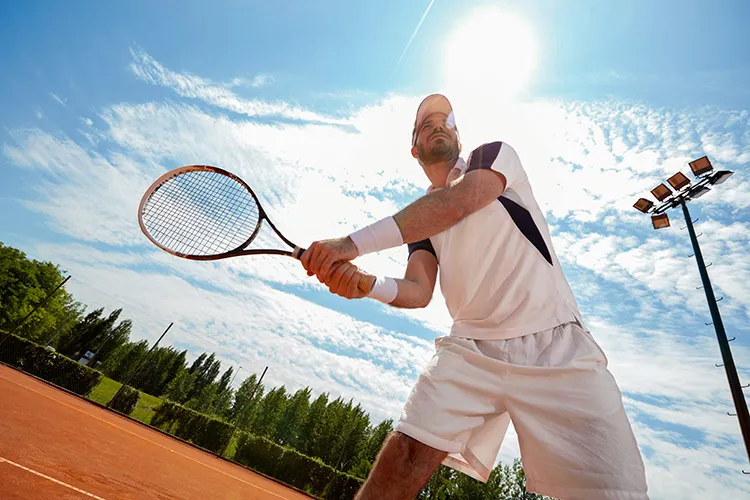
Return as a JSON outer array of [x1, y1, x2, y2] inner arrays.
[[299, 392, 329, 457], [133, 346, 188, 396], [417, 459, 555, 499], [331, 401, 370, 472], [250, 386, 287, 439], [231, 374, 265, 429], [212, 367, 235, 417], [189, 353, 207, 374], [275, 386, 311, 448], [100, 339, 149, 382], [0, 242, 82, 342], [163, 368, 196, 403], [186, 353, 221, 402], [56, 308, 131, 366]]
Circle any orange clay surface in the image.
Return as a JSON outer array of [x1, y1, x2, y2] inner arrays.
[[0, 364, 312, 500]]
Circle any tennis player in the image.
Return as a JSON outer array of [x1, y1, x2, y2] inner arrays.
[[300, 94, 649, 500]]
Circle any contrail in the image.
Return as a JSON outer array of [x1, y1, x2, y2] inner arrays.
[[390, 0, 436, 78]]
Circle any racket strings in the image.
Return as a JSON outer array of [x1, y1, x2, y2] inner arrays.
[[142, 170, 261, 256]]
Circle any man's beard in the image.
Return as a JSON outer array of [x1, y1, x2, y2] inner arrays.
[[417, 136, 459, 164]]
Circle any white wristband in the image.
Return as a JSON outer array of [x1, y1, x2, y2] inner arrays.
[[368, 277, 398, 304], [349, 216, 404, 256]]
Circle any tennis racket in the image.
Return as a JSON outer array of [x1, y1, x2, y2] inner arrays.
[[138, 165, 370, 292]]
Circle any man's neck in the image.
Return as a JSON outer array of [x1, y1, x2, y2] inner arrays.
[[423, 158, 459, 189]]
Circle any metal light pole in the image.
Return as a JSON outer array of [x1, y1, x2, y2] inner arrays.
[[633, 156, 750, 466], [680, 198, 750, 462]]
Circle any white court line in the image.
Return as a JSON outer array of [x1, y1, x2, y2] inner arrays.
[[0, 456, 107, 499]]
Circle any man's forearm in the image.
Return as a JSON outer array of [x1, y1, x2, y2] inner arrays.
[[392, 188, 465, 244], [389, 277, 433, 309], [362, 273, 431, 309]]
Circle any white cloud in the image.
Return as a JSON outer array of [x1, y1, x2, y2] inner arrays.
[[128, 47, 346, 125]]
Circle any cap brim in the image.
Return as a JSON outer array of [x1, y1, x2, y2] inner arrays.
[[415, 94, 453, 129], [413, 94, 455, 145]]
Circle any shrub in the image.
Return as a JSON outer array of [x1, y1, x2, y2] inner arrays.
[[233, 431, 363, 499], [0, 332, 102, 396], [109, 385, 140, 415], [151, 401, 233, 454]]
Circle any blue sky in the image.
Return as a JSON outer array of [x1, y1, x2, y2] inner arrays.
[[2, 1, 750, 497]]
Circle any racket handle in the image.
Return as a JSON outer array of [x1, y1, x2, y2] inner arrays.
[[358, 274, 376, 294], [292, 246, 306, 259]]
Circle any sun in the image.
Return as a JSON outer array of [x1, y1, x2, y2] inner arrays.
[[442, 8, 538, 100]]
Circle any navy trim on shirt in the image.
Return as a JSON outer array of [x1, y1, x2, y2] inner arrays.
[[466, 141, 503, 172], [497, 196, 553, 266], [408, 239, 437, 260]]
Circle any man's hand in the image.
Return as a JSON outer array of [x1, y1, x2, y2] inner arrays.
[[324, 262, 375, 299], [300, 236, 359, 282]]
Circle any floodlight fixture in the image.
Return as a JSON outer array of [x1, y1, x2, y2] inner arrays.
[[689, 185, 711, 199], [710, 170, 734, 185], [667, 171, 691, 191], [689, 156, 713, 177], [651, 213, 670, 229], [651, 183, 673, 201], [633, 198, 654, 213]]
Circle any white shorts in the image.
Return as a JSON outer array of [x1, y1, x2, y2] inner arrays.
[[395, 320, 649, 500]]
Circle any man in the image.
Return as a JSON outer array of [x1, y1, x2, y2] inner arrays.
[[300, 94, 648, 500]]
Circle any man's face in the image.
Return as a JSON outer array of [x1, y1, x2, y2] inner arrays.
[[412, 112, 460, 165]]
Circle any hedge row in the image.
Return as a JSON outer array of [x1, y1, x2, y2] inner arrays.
[[234, 432, 363, 499], [109, 385, 141, 415], [0, 332, 102, 396], [150, 401, 234, 454]]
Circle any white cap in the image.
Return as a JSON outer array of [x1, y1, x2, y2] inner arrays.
[[412, 93, 456, 146]]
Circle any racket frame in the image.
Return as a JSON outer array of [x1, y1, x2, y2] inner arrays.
[[138, 165, 304, 261]]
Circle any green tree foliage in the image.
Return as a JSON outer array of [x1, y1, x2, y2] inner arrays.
[[0, 242, 82, 342], [55, 307, 131, 366], [231, 373, 265, 430], [299, 392, 329, 457], [133, 346, 187, 396], [276, 386, 311, 449], [185, 352, 221, 402], [417, 459, 555, 500], [163, 368, 197, 403], [250, 386, 288, 438], [100, 339, 149, 381], [212, 367, 235, 418]]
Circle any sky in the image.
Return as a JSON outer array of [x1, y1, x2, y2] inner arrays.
[[1, 0, 750, 497]]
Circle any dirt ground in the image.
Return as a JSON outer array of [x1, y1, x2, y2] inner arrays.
[[0, 364, 312, 500]]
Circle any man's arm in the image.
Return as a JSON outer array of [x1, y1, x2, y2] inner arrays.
[[392, 168, 506, 244], [323, 250, 438, 309], [300, 169, 504, 280]]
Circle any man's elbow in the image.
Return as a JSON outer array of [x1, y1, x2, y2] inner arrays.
[[415, 290, 432, 309]]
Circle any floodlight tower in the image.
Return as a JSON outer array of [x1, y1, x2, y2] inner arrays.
[[633, 156, 749, 467]]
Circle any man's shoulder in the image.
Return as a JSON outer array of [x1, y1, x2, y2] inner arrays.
[[467, 141, 519, 163]]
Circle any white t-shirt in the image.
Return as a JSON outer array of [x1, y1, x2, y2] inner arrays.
[[407, 141, 584, 340]]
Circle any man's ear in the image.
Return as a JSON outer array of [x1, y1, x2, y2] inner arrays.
[[411, 145, 419, 159]]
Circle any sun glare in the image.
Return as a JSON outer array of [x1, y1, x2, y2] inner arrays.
[[443, 8, 538, 100]]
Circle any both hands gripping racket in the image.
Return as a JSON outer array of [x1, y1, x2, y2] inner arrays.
[[138, 165, 370, 292]]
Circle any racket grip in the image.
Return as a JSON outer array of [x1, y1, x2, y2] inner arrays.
[[358, 274, 375, 294], [292, 246, 306, 259]]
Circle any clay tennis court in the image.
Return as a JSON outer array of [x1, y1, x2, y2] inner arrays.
[[0, 364, 311, 500]]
